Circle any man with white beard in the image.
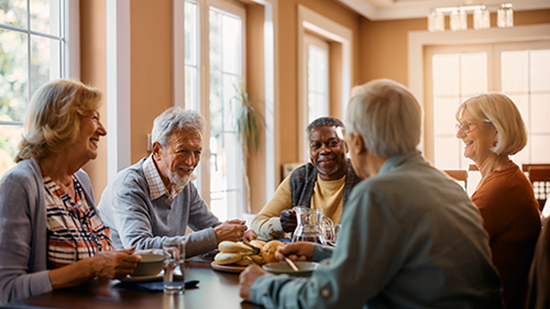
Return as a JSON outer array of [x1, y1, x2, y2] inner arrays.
[[98, 107, 256, 257]]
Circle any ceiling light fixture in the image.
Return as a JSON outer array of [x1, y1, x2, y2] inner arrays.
[[498, 3, 514, 28], [428, 10, 445, 32], [427, 3, 514, 32], [474, 5, 491, 30], [450, 8, 467, 31]]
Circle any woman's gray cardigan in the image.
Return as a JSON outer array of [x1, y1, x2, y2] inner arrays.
[[0, 158, 96, 304]]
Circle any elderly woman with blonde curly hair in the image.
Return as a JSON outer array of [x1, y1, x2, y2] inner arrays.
[[0, 79, 141, 304], [455, 93, 541, 309]]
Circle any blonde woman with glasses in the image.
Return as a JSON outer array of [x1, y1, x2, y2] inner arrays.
[[455, 93, 541, 309]]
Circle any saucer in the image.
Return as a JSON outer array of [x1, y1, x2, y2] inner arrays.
[[119, 272, 163, 282]]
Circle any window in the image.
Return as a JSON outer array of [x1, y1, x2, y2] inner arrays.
[[500, 48, 550, 164], [425, 41, 550, 193], [431, 50, 488, 170], [297, 5, 352, 161], [305, 34, 329, 124], [0, 0, 72, 177], [183, 0, 246, 221], [208, 6, 245, 221], [184, 1, 199, 112]]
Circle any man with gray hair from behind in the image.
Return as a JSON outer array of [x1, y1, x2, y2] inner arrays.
[[99, 107, 256, 257], [239, 79, 503, 308]]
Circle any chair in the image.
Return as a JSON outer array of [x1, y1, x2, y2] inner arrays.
[[282, 162, 306, 179], [444, 170, 468, 190], [524, 218, 550, 309], [522, 164, 550, 172], [527, 166, 550, 211]]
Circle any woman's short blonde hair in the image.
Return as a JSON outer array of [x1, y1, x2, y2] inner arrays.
[[455, 93, 527, 156], [16, 79, 102, 162], [345, 79, 422, 157]]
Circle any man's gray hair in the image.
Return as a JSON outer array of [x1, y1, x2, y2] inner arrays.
[[306, 117, 344, 140], [345, 79, 422, 157], [151, 107, 205, 147]]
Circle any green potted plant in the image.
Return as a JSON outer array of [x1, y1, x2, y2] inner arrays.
[[234, 79, 265, 157]]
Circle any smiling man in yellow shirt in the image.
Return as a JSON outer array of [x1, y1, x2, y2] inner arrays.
[[251, 117, 362, 240]]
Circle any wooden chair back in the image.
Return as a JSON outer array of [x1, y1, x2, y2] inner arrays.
[[522, 164, 550, 172], [444, 170, 468, 190], [527, 166, 550, 211]]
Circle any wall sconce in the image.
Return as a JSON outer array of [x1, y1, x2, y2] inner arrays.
[[498, 3, 514, 28]]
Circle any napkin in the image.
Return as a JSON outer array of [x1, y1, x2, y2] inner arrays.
[[115, 280, 199, 292]]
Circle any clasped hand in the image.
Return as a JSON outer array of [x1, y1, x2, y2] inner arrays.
[[214, 219, 258, 243], [279, 209, 298, 233], [91, 248, 142, 280]]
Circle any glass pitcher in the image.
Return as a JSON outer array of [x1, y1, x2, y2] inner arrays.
[[291, 207, 335, 245]]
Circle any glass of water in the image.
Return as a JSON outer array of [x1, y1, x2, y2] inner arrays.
[[327, 224, 342, 247], [162, 239, 185, 294]]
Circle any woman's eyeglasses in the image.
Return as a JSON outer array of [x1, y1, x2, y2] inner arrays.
[[455, 120, 491, 133]]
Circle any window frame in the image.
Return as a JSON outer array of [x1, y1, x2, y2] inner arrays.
[[496, 41, 550, 164], [408, 24, 550, 154], [176, 0, 247, 212], [297, 5, 352, 162], [304, 33, 330, 125], [0, 0, 79, 175], [413, 25, 550, 194], [207, 0, 247, 220], [173, 0, 279, 214], [424, 44, 493, 169]]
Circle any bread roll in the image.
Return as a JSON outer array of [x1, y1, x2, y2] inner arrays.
[[261, 240, 285, 264]]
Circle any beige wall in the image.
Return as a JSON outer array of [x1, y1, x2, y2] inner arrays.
[[360, 17, 424, 86], [80, 0, 174, 200], [130, 0, 174, 163], [246, 3, 267, 213], [80, 0, 107, 201]]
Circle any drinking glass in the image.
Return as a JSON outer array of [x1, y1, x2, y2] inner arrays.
[[162, 239, 185, 294], [334, 224, 342, 243]]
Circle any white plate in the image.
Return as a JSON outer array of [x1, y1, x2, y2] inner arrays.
[[119, 272, 163, 282], [262, 261, 318, 277], [211, 262, 246, 273]]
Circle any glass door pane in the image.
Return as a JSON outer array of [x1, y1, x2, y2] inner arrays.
[[209, 7, 244, 221], [305, 34, 329, 124], [501, 48, 550, 164], [184, 1, 199, 111], [307, 45, 328, 123], [0, 0, 65, 178], [432, 52, 487, 170]]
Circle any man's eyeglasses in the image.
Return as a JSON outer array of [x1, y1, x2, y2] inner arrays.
[[455, 120, 491, 133]]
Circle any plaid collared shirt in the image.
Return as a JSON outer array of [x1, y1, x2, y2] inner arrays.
[[143, 155, 184, 201], [44, 175, 112, 269]]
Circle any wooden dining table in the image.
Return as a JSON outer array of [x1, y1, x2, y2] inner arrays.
[[8, 256, 264, 309]]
